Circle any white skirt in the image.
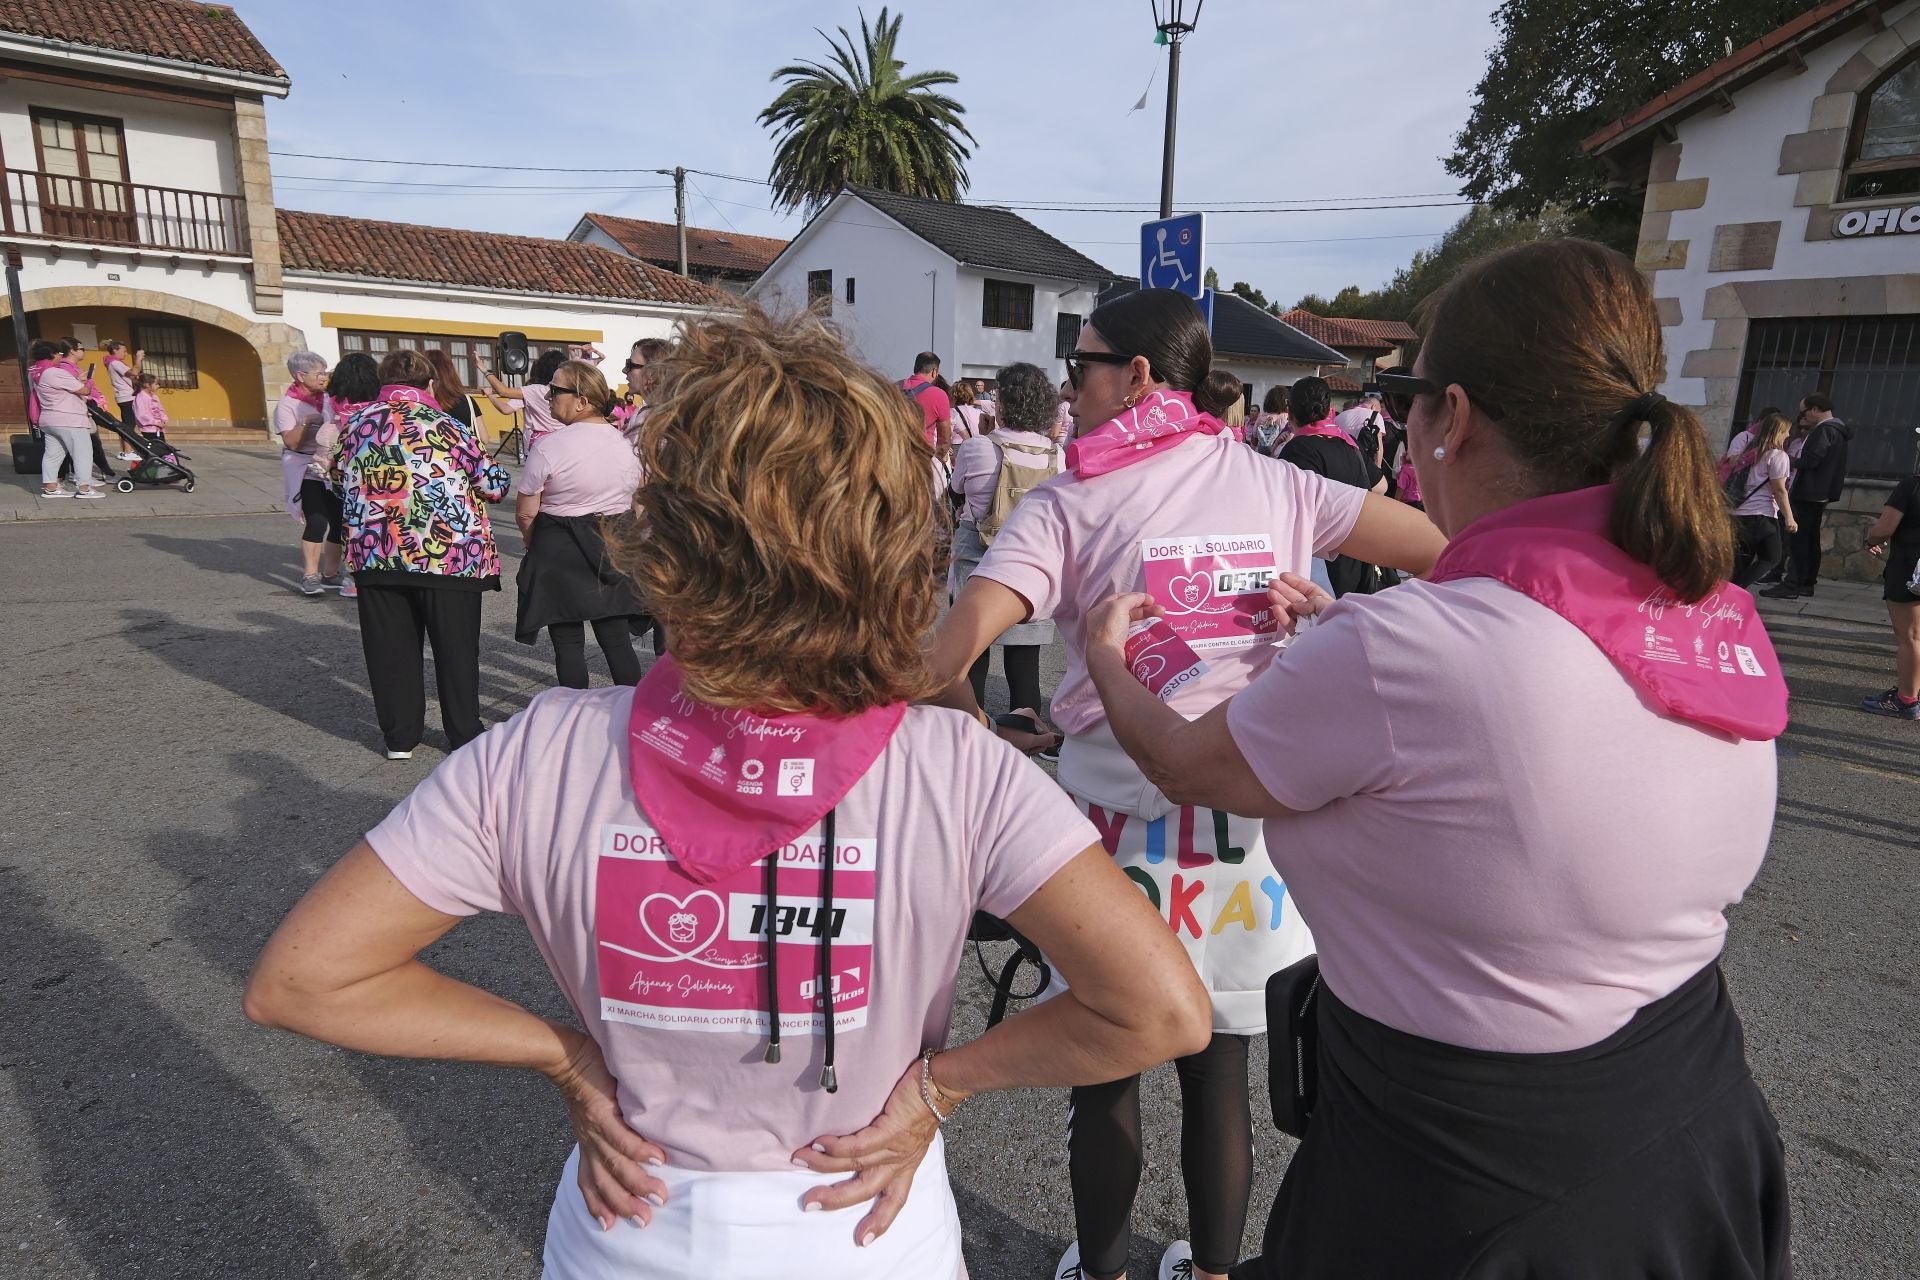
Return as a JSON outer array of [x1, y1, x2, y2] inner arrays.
[[542, 1132, 965, 1279]]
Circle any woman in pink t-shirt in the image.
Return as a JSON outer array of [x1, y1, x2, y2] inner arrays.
[[480, 348, 568, 443], [514, 360, 652, 689], [927, 288, 1445, 1280], [1082, 241, 1791, 1279], [245, 305, 1210, 1280]]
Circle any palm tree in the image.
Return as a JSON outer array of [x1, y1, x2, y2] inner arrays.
[[758, 8, 975, 216]]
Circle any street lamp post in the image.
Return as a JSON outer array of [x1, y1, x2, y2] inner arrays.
[[1152, 0, 1203, 220]]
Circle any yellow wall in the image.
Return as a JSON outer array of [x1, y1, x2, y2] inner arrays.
[[31, 307, 268, 429]]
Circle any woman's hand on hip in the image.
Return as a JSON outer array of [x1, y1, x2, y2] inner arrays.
[[794, 1058, 942, 1246], [1086, 591, 1160, 663], [549, 1031, 670, 1230]]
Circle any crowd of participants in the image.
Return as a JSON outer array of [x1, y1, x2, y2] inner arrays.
[[234, 238, 1855, 1280], [27, 335, 172, 498]]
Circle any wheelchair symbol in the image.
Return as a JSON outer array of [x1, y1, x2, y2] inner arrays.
[[1146, 227, 1194, 289]]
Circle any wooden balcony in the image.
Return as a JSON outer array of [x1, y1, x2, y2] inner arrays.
[[0, 167, 247, 257]]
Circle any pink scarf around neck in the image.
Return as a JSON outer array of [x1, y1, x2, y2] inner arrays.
[[626, 656, 906, 884], [1066, 388, 1226, 478], [1286, 418, 1357, 449], [288, 383, 324, 410], [1429, 485, 1788, 740]]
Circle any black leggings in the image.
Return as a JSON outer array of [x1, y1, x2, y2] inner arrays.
[[966, 643, 1043, 714], [299, 478, 344, 545], [549, 617, 643, 689], [1732, 514, 1784, 588], [1069, 1032, 1253, 1278]]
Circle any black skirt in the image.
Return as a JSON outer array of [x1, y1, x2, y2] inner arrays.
[[515, 511, 649, 643], [1236, 964, 1790, 1279]]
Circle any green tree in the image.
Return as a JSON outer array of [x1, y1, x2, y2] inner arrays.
[[1446, 0, 1806, 249], [759, 8, 976, 216], [1229, 280, 1269, 310], [1203, 266, 1221, 290]]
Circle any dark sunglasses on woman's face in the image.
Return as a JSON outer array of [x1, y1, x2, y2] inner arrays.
[[623, 361, 645, 374], [1374, 369, 1500, 422], [1063, 350, 1133, 389], [548, 384, 577, 399]]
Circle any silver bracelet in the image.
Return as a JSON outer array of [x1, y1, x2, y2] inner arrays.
[[919, 1048, 956, 1123]]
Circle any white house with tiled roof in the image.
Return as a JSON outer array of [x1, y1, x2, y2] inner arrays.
[[568, 212, 789, 295], [0, 0, 719, 439]]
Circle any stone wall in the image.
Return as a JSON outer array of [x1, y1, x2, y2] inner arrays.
[[1823, 480, 1900, 583]]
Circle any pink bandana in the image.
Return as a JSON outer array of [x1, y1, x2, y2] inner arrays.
[[1067, 388, 1227, 479], [1430, 485, 1788, 740], [288, 383, 324, 410], [626, 656, 906, 884], [1285, 418, 1357, 449], [378, 384, 435, 406]]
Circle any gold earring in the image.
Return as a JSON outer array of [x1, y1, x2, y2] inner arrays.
[[1123, 392, 1140, 408]]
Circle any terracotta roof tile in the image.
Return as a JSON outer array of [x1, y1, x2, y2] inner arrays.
[[1277, 309, 1394, 352], [1582, 0, 1866, 155], [1330, 316, 1419, 345], [0, 0, 285, 78], [1323, 375, 1364, 394], [278, 209, 721, 307], [581, 213, 788, 276]]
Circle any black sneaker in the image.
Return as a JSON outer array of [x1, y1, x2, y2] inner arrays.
[[1760, 584, 1801, 600]]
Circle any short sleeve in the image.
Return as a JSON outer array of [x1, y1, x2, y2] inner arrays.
[[40, 367, 81, 394], [1765, 450, 1790, 484], [1287, 460, 1369, 559], [365, 711, 528, 916], [963, 724, 1100, 918], [1888, 477, 1916, 514], [519, 441, 551, 497], [971, 488, 1069, 621], [1226, 604, 1394, 811]]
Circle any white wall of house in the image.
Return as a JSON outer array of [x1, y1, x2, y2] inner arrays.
[[8, 240, 257, 312], [0, 80, 237, 198], [280, 275, 698, 365], [752, 200, 954, 382], [1658, 0, 1920, 408], [950, 271, 1101, 384]]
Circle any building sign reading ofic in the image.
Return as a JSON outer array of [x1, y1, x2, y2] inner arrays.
[[1834, 205, 1920, 237]]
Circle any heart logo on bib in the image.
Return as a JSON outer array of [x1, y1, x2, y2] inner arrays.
[[1167, 572, 1211, 612], [638, 890, 725, 960]]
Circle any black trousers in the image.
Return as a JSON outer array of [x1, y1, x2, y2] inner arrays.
[[1784, 500, 1827, 590], [967, 643, 1043, 714], [1732, 515, 1784, 588], [356, 583, 484, 752], [1069, 1033, 1254, 1277], [549, 617, 643, 689]]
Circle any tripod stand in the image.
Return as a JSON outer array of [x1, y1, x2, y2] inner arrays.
[[489, 409, 526, 465]]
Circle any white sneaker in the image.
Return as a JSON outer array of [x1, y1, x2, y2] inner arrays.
[[385, 748, 413, 760], [72, 488, 105, 500], [117, 451, 141, 461], [1054, 1241, 1086, 1279], [1158, 1241, 1194, 1280]]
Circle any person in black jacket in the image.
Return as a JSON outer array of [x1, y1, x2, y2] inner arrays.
[[1764, 393, 1851, 599], [1279, 376, 1389, 596]]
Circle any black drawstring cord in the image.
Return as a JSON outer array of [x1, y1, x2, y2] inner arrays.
[[762, 850, 781, 1064], [820, 808, 838, 1093]]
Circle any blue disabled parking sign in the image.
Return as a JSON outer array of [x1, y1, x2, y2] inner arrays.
[[1141, 213, 1205, 301]]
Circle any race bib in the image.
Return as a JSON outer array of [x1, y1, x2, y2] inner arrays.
[[1141, 533, 1279, 654], [1124, 617, 1210, 701], [594, 822, 874, 1035]]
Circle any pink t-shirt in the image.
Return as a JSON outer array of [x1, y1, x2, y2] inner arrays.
[[1725, 432, 1790, 518], [509, 383, 560, 440], [902, 376, 951, 445], [34, 364, 91, 430], [133, 390, 168, 431], [520, 420, 642, 517], [972, 433, 1366, 734], [367, 687, 1096, 1173], [1226, 576, 1775, 1054]]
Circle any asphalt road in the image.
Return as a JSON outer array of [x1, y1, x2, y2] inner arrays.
[[0, 511, 1914, 1279]]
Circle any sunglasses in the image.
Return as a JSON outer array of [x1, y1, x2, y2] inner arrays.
[[1374, 370, 1503, 422], [623, 361, 646, 374], [1063, 350, 1134, 389], [548, 384, 578, 399]]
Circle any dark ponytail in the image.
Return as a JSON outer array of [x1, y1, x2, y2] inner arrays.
[[1085, 288, 1212, 392], [1417, 238, 1733, 602], [1609, 399, 1733, 600]]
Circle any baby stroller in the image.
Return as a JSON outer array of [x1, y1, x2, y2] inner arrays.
[[89, 400, 196, 493]]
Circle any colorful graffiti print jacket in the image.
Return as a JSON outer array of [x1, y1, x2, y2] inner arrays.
[[329, 388, 513, 589]]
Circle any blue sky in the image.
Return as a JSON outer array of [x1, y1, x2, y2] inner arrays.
[[248, 0, 1498, 305]]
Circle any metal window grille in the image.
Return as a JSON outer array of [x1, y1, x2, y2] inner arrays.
[[129, 318, 196, 389], [1734, 315, 1920, 479], [1056, 312, 1082, 358], [983, 279, 1034, 331]]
